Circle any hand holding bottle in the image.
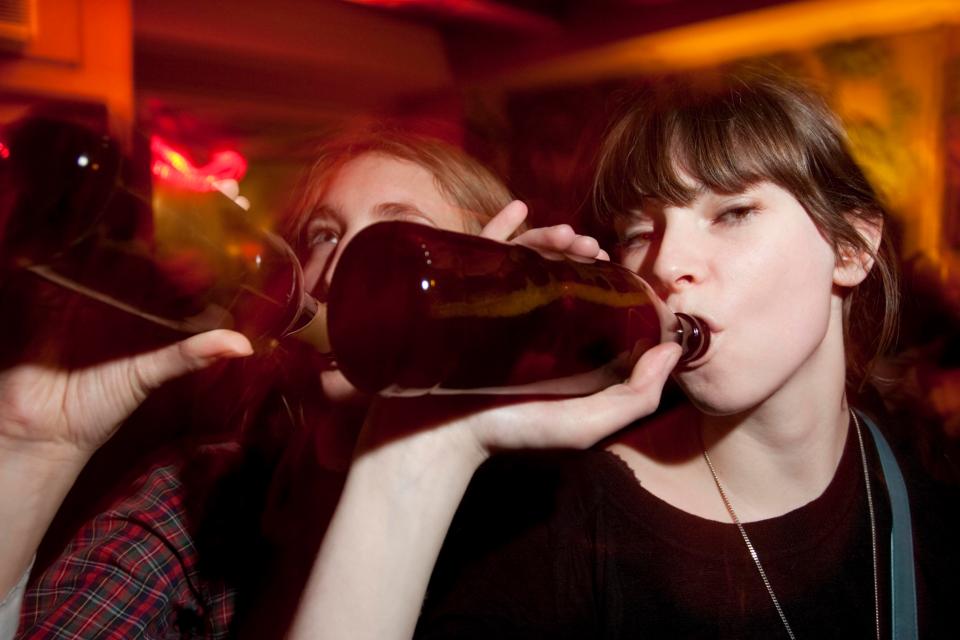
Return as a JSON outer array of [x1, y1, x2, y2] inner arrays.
[[0, 328, 252, 460], [353, 200, 680, 456], [0, 308, 251, 599], [464, 200, 677, 451]]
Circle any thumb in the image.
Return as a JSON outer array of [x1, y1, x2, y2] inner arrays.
[[129, 330, 253, 395], [623, 342, 682, 392], [554, 342, 681, 447]]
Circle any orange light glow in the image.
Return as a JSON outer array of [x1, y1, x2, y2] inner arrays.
[[498, 0, 960, 87], [150, 135, 247, 192]]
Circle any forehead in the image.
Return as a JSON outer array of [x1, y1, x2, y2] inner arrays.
[[313, 151, 468, 231], [321, 152, 443, 205]]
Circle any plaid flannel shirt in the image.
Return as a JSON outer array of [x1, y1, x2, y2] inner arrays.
[[17, 460, 236, 639]]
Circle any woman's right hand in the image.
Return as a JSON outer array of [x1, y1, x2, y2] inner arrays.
[[0, 329, 252, 462], [0, 311, 252, 598]]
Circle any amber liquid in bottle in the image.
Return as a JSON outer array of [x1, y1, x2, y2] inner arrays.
[[327, 221, 708, 396]]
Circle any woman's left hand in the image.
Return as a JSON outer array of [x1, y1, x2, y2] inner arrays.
[[480, 200, 610, 262]]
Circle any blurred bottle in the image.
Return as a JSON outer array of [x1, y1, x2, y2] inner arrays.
[[0, 116, 325, 351], [326, 220, 709, 396]]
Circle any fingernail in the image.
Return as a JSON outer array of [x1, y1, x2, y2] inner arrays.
[[659, 345, 681, 373]]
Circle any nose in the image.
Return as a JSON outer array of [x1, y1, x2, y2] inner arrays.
[[301, 247, 333, 302], [317, 224, 368, 296], [303, 231, 359, 302], [320, 242, 345, 291], [645, 221, 705, 298]]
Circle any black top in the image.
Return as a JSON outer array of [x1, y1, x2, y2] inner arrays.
[[417, 419, 957, 639]]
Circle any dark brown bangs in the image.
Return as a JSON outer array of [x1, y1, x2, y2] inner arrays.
[[593, 73, 827, 222]]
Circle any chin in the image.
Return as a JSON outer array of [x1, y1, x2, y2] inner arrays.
[[684, 394, 748, 417], [320, 369, 369, 406], [675, 372, 759, 417]]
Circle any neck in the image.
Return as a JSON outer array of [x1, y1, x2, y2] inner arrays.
[[608, 300, 859, 523], [698, 316, 852, 521], [698, 401, 850, 522]]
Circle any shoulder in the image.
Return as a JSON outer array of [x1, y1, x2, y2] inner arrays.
[[87, 441, 246, 566], [604, 404, 701, 493], [422, 450, 618, 638], [20, 448, 240, 639]]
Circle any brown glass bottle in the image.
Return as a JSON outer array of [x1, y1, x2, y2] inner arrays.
[[326, 221, 708, 396], [0, 116, 323, 350]]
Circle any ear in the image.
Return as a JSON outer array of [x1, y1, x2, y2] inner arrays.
[[833, 214, 882, 288]]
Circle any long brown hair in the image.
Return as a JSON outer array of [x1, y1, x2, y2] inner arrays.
[[591, 69, 899, 389]]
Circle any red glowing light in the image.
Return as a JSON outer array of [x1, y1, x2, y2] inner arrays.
[[150, 135, 247, 192], [0, 142, 9, 159], [343, 0, 553, 28]]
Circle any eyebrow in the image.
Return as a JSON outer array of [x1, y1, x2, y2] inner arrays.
[[307, 204, 340, 224], [307, 201, 433, 231], [620, 209, 655, 223], [375, 201, 426, 218]]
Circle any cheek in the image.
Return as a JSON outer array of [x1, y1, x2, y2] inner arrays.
[[726, 222, 836, 322], [303, 258, 325, 293], [680, 235, 836, 414], [738, 249, 835, 365], [616, 249, 647, 276]]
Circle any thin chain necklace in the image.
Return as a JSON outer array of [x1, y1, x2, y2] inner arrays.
[[700, 411, 879, 640]]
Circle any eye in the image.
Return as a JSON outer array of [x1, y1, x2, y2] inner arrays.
[[622, 229, 655, 247], [714, 205, 758, 226], [300, 219, 343, 268], [305, 224, 341, 249], [616, 227, 657, 256]]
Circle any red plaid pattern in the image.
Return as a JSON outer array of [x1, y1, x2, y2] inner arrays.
[[17, 462, 235, 639]]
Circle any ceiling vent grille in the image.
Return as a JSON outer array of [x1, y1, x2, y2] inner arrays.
[[0, 0, 36, 48]]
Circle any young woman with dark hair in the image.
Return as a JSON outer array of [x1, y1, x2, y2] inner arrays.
[[291, 72, 954, 639]]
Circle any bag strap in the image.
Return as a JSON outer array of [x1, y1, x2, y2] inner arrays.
[[856, 410, 918, 640]]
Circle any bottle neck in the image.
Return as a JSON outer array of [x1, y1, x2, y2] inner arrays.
[[674, 312, 710, 363], [286, 294, 332, 354]]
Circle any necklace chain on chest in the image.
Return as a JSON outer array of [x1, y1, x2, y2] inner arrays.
[[700, 411, 880, 640]]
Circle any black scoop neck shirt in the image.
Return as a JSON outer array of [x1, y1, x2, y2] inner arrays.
[[417, 418, 953, 639]]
